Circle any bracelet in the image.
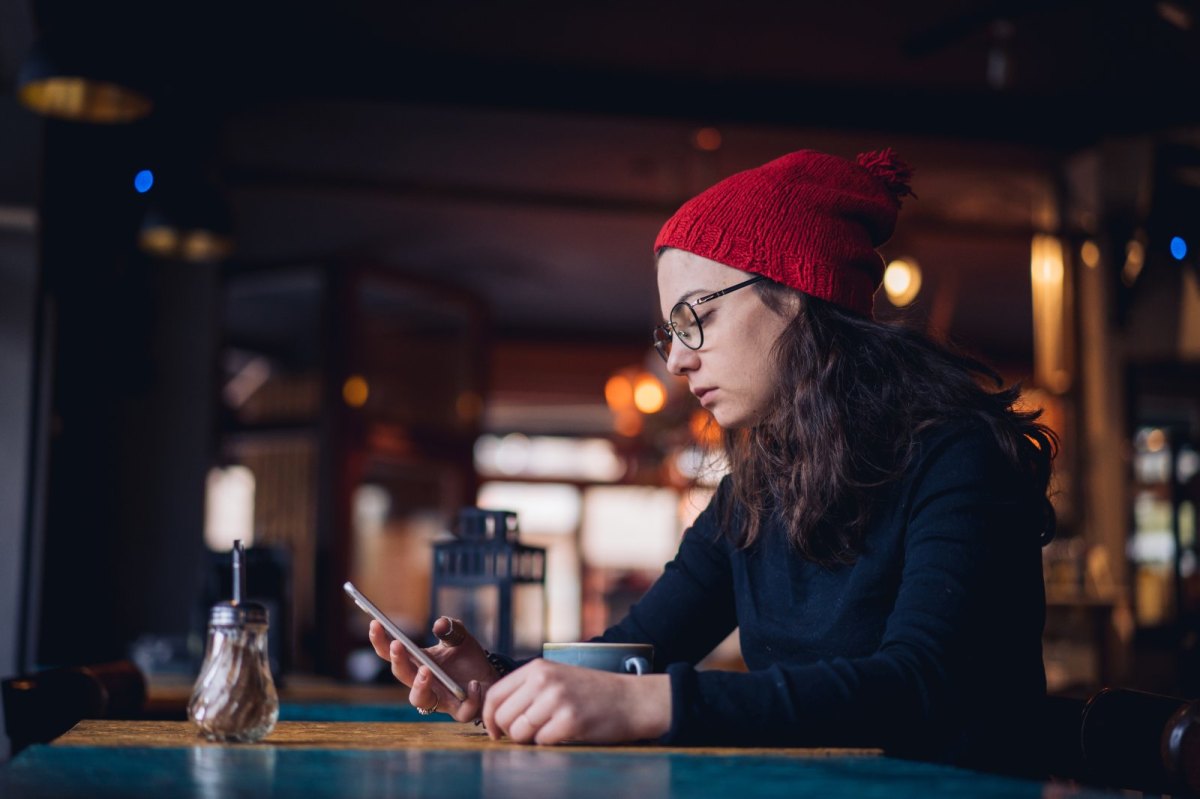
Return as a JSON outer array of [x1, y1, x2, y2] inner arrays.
[[485, 651, 513, 677], [474, 652, 512, 731]]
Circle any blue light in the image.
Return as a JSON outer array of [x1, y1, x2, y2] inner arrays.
[[1171, 236, 1187, 260], [134, 169, 154, 194]]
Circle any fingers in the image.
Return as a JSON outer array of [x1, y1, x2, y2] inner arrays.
[[407, 666, 440, 712], [371, 616, 495, 726], [451, 679, 485, 723], [482, 662, 563, 743], [531, 708, 579, 746], [388, 640, 420, 686], [481, 666, 525, 740], [371, 622, 420, 687], [368, 620, 392, 661], [407, 667, 487, 722], [485, 667, 572, 744], [491, 679, 547, 742], [504, 697, 560, 745], [432, 616, 467, 647]]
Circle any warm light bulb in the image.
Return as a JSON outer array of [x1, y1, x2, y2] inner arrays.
[[19, 77, 152, 124], [633, 374, 666, 414], [886, 266, 911, 294], [1080, 240, 1100, 269], [181, 229, 234, 262], [883, 258, 922, 307], [343, 375, 369, 408], [138, 226, 179, 258], [604, 374, 634, 411], [1038, 259, 1059, 281], [1121, 239, 1146, 286]]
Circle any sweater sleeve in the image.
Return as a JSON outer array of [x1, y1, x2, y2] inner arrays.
[[595, 478, 739, 672], [658, 427, 1042, 755]]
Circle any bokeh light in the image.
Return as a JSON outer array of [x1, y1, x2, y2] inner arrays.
[[342, 375, 369, 408], [1080, 240, 1100, 269], [693, 127, 722, 151], [883, 258, 922, 307], [134, 169, 154, 193], [632, 374, 666, 414], [1171, 236, 1188, 261], [604, 373, 634, 411]]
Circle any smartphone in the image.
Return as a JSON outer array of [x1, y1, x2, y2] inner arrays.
[[343, 581, 467, 702]]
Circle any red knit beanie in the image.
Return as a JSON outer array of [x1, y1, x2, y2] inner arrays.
[[654, 148, 915, 317]]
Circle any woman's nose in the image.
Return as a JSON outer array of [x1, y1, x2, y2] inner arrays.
[[665, 342, 698, 376]]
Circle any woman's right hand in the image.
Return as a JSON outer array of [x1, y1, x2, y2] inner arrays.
[[368, 616, 498, 723]]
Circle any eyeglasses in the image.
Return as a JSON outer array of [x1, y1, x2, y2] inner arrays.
[[653, 275, 766, 362]]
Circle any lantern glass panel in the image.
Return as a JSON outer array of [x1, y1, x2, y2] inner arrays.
[[514, 581, 545, 657], [434, 583, 498, 652]]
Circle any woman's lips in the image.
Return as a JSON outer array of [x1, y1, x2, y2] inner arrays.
[[692, 387, 716, 406]]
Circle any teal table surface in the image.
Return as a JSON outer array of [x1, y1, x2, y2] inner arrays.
[[0, 746, 1130, 799], [0, 721, 1128, 799]]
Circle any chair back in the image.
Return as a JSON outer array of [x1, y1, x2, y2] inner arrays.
[[2, 659, 147, 756], [81, 660, 147, 718], [1080, 687, 1199, 796]]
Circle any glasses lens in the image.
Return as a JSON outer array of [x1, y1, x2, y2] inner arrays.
[[652, 326, 672, 362], [671, 303, 702, 350]]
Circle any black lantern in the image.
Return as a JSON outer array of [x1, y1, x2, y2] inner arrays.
[[430, 508, 546, 658]]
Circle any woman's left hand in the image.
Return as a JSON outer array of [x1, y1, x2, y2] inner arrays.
[[480, 659, 672, 745]]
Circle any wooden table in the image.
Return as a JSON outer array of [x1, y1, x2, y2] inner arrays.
[[0, 720, 1122, 798], [48, 720, 881, 755]]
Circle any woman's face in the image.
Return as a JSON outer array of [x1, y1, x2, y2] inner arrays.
[[656, 249, 796, 429]]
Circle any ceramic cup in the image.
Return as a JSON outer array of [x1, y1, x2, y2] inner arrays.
[[542, 642, 653, 675]]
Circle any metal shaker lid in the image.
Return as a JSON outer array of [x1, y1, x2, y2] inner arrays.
[[209, 600, 268, 626]]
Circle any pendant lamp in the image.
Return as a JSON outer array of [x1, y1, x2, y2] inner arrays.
[[17, 36, 153, 124]]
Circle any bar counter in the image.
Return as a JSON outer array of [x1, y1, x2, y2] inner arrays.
[[1, 719, 1129, 798]]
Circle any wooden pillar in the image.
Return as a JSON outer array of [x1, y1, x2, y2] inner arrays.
[[1066, 138, 1157, 682]]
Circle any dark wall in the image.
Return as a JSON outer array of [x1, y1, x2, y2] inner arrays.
[[111, 262, 217, 646], [33, 119, 217, 668]]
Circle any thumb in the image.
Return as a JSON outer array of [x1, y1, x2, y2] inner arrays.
[[432, 616, 470, 647]]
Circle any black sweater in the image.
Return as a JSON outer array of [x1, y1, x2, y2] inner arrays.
[[599, 420, 1048, 774]]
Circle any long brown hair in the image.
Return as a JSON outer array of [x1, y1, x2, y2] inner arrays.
[[720, 281, 1057, 566]]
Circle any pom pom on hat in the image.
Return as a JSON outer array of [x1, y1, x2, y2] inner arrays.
[[855, 148, 917, 207], [654, 148, 915, 317]]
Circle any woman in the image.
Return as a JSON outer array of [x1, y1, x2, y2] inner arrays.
[[368, 148, 1056, 775]]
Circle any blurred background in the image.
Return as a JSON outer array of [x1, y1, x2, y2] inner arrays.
[[2, 0, 1200, 755]]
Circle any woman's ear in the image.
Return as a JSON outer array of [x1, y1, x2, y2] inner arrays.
[[758, 280, 804, 319], [785, 290, 805, 318]]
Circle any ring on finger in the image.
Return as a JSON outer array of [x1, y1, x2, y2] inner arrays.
[[439, 618, 455, 645], [436, 617, 466, 646], [417, 695, 440, 716]]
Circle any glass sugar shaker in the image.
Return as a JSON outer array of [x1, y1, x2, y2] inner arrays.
[[188, 539, 279, 743]]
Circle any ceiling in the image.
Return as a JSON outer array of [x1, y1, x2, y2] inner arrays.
[[6, 1, 1200, 374], [219, 104, 1052, 363]]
